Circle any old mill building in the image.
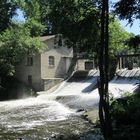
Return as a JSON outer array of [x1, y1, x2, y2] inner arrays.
[[15, 35, 96, 91], [15, 35, 73, 91]]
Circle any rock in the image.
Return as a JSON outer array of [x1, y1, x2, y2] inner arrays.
[[76, 109, 85, 112], [83, 109, 99, 124]]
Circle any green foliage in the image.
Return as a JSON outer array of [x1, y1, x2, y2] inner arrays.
[[24, 18, 46, 37], [0, 62, 14, 78], [49, 0, 100, 53], [21, 0, 41, 20], [110, 92, 140, 126], [48, 0, 130, 55], [18, 0, 130, 55], [18, 0, 49, 35], [0, 0, 17, 32], [109, 19, 130, 53], [0, 23, 46, 76], [126, 35, 140, 52], [114, 0, 140, 23], [110, 99, 129, 124], [19, 0, 49, 25]]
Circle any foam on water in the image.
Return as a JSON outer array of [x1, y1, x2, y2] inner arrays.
[[0, 97, 74, 130], [109, 77, 140, 98], [38, 72, 140, 110], [0, 70, 139, 134], [37, 76, 98, 109]]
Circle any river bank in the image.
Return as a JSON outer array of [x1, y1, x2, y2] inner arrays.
[[83, 90, 140, 140]]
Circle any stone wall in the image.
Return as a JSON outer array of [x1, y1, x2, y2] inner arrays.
[[15, 54, 42, 91], [41, 39, 73, 79], [15, 36, 73, 92]]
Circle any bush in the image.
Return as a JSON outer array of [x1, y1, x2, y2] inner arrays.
[[110, 92, 140, 126]]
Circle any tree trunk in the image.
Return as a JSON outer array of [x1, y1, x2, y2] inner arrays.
[[98, 0, 113, 139], [104, 0, 113, 138]]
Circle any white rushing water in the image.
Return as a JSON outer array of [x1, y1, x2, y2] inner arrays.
[[37, 76, 98, 110], [0, 98, 75, 132], [38, 71, 140, 111], [109, 77, 140, 98], [0, 71, 139, 122], [0, 69, 139, 139]]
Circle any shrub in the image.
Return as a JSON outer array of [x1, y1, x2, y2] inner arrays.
[[110, 92, 140, 126]]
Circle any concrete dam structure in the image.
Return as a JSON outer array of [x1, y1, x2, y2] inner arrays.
[[116, 68, 140, 78], [38, 68, 140, 109]]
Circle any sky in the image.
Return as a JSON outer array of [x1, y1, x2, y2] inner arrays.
[[111, 0, 139, 35], [119, 19, 139, 35], [14, 2, 140, 35]]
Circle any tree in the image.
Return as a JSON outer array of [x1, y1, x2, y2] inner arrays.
[[109, 19, 130, 53], [24, 18, 45, 37], [0, 0, 17, 32], [98, 0, 113, 139], [48, 0, 100, 75], [18, 0, 49, 29], [0, 23, 45, 78], [0, 0, 46, 78], [114, 0, 140, 23], [126, 35, 140, 52]]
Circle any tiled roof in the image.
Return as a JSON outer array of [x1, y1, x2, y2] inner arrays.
[[40, 35, 55, 41]]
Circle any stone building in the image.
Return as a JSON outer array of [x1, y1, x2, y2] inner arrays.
[[76, 58, 96, 71], [15, 35, 73, 91]]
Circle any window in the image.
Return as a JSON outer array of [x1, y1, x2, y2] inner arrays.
[[27, 57, 33, 66], [28, 75, 32, 85], [49, 56, 55, 66], [85, 61, 93, 70]]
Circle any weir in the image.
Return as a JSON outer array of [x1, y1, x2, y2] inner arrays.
[[0, 69, 140, 139], [38, 69, 140, 109]]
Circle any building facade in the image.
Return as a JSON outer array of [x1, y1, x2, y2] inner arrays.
[[15, 35, 73, 91], [76, 58, 96, 71]]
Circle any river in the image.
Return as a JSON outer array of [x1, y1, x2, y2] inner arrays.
[[0, 71, 139, 140]]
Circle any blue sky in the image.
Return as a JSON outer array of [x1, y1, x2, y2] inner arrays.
[[14, 2, 139, 35], [111, 0, 139, 35], [119, 19, 139, 35], [13, 9, 25, 22]]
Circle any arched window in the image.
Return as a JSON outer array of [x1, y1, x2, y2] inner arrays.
[[49, 56, 55, 66]]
